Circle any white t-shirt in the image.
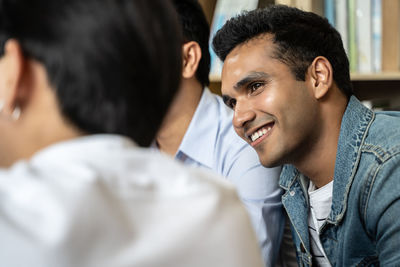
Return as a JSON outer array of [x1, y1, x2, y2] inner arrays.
[[0, 135, 264, 267], [308, 181, 333, 267]]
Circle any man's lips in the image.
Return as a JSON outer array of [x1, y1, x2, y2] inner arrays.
[[246, 122, 275, 146]]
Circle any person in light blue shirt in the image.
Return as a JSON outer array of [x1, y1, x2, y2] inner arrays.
[[155, 1, 285, 266]]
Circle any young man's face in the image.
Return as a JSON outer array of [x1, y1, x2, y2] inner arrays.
[[221, 35, 319, 167]]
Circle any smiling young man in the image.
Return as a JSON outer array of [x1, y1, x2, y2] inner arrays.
[[155, 1, 284, 266], [213, 5, 400, 267]]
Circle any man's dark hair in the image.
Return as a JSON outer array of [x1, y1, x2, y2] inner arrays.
[[0, 0, 182, 146], [212, 5, 353, 97], [172, 0, 211, 87]]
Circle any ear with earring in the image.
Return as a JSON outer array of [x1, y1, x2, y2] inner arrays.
[[0, 99, 21, 120]]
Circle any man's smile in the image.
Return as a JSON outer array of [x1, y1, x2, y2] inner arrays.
[[246, 122, 275, 146]]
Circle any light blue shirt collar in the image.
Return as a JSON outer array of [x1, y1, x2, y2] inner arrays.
[[176, 88, 220, 169]]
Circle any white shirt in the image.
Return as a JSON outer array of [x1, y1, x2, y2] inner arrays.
[[0, 135, 264, 267], [308, 181, 333, 267]]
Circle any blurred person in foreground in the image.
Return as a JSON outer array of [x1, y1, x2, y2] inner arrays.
[[155, 1, 284, 265], [0, 0, 264, 266], [213, 4, 400, 267]]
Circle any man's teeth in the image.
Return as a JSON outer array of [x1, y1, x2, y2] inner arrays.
[[250, 126, 272, 142]]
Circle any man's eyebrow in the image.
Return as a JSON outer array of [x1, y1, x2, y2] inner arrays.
[[234, 72, 271, 90]]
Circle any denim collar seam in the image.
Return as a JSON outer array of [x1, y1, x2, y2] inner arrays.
[[361, 144, 387, 163], [362, 143, 400, 163]]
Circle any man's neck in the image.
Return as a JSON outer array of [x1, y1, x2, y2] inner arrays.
[[294, 94, 348, 189], [295, 129, 338, 188], [156, 78, 203, 156]]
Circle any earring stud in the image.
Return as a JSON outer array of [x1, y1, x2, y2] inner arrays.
[[0, 99, 4, 113], [11, 106, 21, 120], [0, 100, 21, 120]]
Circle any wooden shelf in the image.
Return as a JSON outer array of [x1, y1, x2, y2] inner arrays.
[[351, 72, 400, 81]]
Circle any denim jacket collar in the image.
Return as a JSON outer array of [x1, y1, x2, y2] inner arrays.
[[279, 96, 375, 224], [329, 96, 374, 224]]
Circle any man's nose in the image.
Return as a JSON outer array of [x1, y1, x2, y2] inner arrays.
[[233, 101, 255, 129]]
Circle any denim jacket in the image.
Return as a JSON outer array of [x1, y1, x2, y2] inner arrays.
[[279, 96, 400, 266]]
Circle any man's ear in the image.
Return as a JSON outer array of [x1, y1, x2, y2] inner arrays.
[[0, 39, 25, 117], [182, 41, 202, 79], [308, 56, 333, 100]]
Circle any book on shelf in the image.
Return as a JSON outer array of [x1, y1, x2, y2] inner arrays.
[[371, 0, 382, 72], [382, 0, 400, 72], [209, 0, 258, 80], [335, 0, 348, 55], [356, 0, 372, 73], [348, 0, 358, 72], [320, 0, 397, 74], [331, 0, 384, 73], [324, 0, 335, 26]]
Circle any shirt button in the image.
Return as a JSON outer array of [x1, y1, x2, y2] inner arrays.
[[290, 191, 295, 196]]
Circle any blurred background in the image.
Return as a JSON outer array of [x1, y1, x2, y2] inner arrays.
[[199, 0, 400, 110]]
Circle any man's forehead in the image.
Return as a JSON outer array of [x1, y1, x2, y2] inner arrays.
[[224, 36, 277, 73], [221, 35, 277, 91]]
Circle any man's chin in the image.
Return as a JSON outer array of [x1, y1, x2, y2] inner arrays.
[[258, 153, 281, 168]]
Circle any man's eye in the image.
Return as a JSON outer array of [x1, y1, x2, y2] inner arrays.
[[249, 82, 263, 93], [223, 96, 236, 109], [228, 99, 237, 109]]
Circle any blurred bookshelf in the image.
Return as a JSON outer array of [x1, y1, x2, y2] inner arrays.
[[199, 0, 400, 110]]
